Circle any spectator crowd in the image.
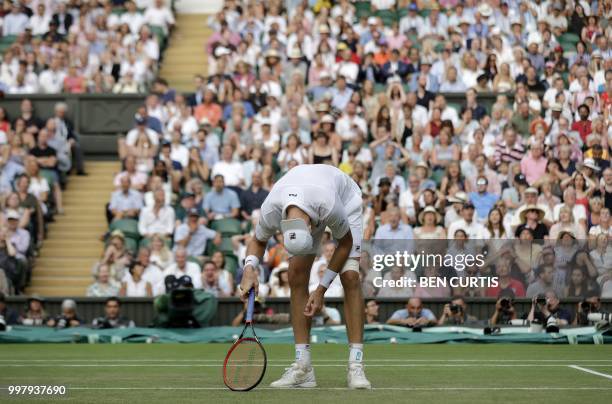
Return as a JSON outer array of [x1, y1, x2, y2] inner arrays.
[[0, 0, 174, 94], [1, 1, 611, 313], [90, 0, 611, 304]]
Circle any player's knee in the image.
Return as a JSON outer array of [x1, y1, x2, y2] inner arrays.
[[340, 270, 360, 290]]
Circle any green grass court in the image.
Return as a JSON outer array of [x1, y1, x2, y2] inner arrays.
[[1, 344, 612, 403]]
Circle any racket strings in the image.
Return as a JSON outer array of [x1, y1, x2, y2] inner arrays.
[[225, 340, 266, 390]]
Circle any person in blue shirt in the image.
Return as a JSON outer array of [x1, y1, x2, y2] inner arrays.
[[469, 176, 499, 221], [202, 174, 240, 220], [386, 297, 437, 327]]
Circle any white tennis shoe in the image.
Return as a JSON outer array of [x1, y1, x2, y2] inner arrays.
[[270, 362, 317, 388], [347, 363, 372, 389]]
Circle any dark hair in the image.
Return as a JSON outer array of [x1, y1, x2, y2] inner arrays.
[[105, 297, 120, 306]]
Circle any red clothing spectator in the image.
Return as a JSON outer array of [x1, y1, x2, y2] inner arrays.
[[486, 279, 526, 298], [571, 119, 592, 143]]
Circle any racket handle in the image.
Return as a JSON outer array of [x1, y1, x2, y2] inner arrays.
[[246, 288, 255, 323]]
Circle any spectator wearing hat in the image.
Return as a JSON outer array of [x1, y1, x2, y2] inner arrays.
[[516, 204, 549, 240], [469, 177, 499, 221], [414, 206, 445, 239], [444, 192, 468, 229], [46, 299, 83, 328], [92, 297, 135, 329], [20, 295, 47, 326], [174, 208, 220, 258], [447, 201, 488, 240]]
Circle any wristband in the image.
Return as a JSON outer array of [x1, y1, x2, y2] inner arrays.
[[244, 255, 260, 270], [319, 268, 338, 289]]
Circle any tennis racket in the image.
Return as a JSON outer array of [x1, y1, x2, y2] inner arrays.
[[223, 288, 267, 391]]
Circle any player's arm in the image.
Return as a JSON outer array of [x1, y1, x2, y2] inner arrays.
[[238, 236, 267, 299]]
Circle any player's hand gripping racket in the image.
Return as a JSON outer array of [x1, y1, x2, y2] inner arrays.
[[223, 288, 267, 391]]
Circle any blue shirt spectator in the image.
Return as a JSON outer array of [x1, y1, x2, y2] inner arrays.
[[203, 175, 241, 219]]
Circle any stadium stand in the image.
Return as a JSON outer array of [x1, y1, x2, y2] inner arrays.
[[0, 0, 611, 330]]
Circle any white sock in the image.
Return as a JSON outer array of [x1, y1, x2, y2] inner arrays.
[[349, 343, 364, 365], [295, 344, 311, 366]]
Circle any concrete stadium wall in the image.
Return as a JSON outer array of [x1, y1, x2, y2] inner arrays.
[[5, 297, 611, 328]]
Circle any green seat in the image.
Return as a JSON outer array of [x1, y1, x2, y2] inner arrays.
[[375, 9, 398, 26], [559, 32, 580, 44], [187, 256, 202, 269], [148, 25, 167, 49], [397, 8, 409, 19], [374, 83, 387, 93], [109, 219, 140, 240], [418, 9, 431, 18], [211, 218, 241, 236], [124, 237, 138, 254], [355, 1, 372, 19], [224, 254, 239, 277], [39, 170, 56, 188]]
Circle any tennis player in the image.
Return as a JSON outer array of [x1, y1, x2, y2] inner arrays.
[[239, 164, 371, 389]]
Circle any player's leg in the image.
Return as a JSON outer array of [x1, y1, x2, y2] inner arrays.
[[341, 197, 371, 389], [270, 253, 317, 388]]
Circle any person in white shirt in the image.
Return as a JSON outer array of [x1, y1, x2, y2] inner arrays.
[[552, 187, 587, 229], [38, 57, 66, 94], [336, 102, 368, 142], [447, 202, 488, 239], [28, 4, 51, 36], [160, 247, 202, 290], [2, 4, 29, 36], [121, 1, 146, 34], [144, 0, 175, 35], [211, 144, 244, 187], [138, 189, 175, 239], [239, 164, 371, 389]]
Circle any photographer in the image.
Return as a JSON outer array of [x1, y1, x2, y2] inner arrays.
[[92, 297, 135, 329], [20, 295, 48, 326], [573, 291, 608, 326], [489, 291, 517, 325], [46, 299, 83, 329], [527, 291, 572, 326], [438, 296, 478, 326]]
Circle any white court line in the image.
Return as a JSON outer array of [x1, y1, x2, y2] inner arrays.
[[2, 364, 612, 368], [1, 359, 612, 363], [569, 365, 612, 381], [0, 387, 610, 391]]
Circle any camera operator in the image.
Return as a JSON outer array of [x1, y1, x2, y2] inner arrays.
[[573, 290, 608, 326], [527, 291, 572, 326], [46, 299, 83, 328], [489, 291, 517, 325], [92, 297, 135, 329], [438, 296, 478, 325]]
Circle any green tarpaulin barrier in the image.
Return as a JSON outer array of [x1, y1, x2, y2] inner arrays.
[[0, 325, 609, 344]]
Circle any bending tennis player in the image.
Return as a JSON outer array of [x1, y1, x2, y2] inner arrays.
[[239, 164, 371, 389]]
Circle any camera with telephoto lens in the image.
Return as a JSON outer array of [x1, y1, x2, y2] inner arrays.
[[536, 295, 546, 305], [580, 301, 593, 314], [499, 297, 512, 313], [450, 304, 462, 314]]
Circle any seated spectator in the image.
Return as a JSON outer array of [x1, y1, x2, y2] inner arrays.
[[486, 256, 526, 298], [20, 295, 48, 326], [120, 261, 153, 297], [201, 260, 233, 297], [437, 296, 479, 326], [91, 297, 135, 329], [99, 231, 131, 282], [526, 264, 564, 298], [240, 172, 269, 221], [364, 299, 380, 325], [46, 299, 82, 328], [269, 264, 290, 298], [87, 264, 120, 297], [148, 235, 175, 272], [212, 145, 244, 188], [138, 189, 175, 239], [386, 297, 437, 328], [174, 209, 220, 258], [376, 266, 415, 298], [161, 247, 202, 291], [109, 175, 144, 223], [312, 304, 342, 326], [203, 175, 240, 220]]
